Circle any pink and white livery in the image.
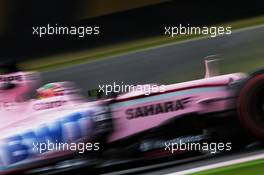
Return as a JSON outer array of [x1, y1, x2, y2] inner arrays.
[[0, 59, 263, 174]]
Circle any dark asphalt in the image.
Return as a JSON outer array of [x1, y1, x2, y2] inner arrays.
[[42, 25, 264, 92], [98, 149, 264, 175]]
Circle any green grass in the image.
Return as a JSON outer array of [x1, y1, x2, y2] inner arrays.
[[190, 159, 264, 175], [20, 15, 264, 71]]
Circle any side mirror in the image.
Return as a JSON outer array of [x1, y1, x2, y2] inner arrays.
[[87, 88, 120, 100], [87, 89, 104, 99], [204, 55, 221, 78]]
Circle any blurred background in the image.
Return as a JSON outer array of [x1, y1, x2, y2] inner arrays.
[[0, 0, 264, 61]]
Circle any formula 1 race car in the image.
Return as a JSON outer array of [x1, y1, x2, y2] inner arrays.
[[0, 59, 263, 174]]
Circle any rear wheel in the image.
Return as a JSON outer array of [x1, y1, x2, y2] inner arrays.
[[237, 72, 264, 139]]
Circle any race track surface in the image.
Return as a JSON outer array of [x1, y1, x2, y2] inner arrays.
[[98, 149, 264, 175], [43, 25, 264, 91]]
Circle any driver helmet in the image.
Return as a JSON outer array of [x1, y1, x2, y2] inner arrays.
[[37, 83, 65, 99], [37, 82, 80, 99]]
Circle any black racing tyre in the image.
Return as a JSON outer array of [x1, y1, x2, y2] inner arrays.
[[237, 72, 264, 139]]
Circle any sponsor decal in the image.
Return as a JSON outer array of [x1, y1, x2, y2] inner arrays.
[[126, 97, 192, 119], [33, 100, 67, 110], [0, 75, 22, 82], [0, 111, 93, 167]]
